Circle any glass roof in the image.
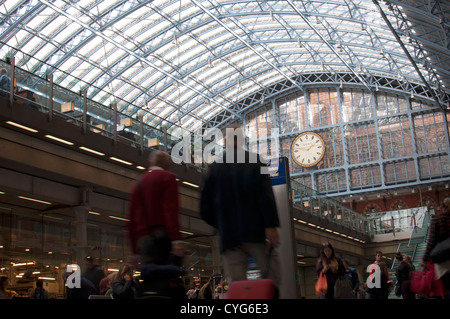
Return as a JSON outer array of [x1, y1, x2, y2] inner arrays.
[[1, 0, 448, 133]]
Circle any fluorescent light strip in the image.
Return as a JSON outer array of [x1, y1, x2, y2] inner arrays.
[[182, 181, 199, 188], [6, 121, 38, 133], [45, 134, 74, 145], [79, 146, 105, 156], [109, 157, 132, 165], [108, 215, 130, 222], [18, 196, 52, 205], [38, 277, 56, 281]]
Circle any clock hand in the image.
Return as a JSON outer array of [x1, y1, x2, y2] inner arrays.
[[306, 142, 315, 150]]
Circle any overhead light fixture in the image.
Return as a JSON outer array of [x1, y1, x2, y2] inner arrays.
[[38, 277, 56, 281], [136, 166, 146, 170], [12, 262, 34, 267], [45, 134, 74, 145], [182, 181, 199, 188], [108, 215, 130, 222], [18, 196, 51, 205], [89, 211, 101, 215], [109, 157, 132, 165], [6, 121, 38, 133], [79, 146, 105, 156]]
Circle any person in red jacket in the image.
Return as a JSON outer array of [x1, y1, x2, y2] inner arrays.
[[127, 151, 186, 266]]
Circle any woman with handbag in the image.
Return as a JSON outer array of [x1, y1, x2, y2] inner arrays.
[[316, 242, 346, 299], [421, 197, 450, 298], [395, 253, 415, 299]]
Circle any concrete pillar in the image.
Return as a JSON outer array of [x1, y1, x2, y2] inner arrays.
[[72, 205, 92, 274]]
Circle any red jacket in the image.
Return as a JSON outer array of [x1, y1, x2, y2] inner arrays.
[[127, 168, 181, 254]]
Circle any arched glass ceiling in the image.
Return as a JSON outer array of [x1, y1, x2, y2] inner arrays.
[[0, 0, 449, 133]]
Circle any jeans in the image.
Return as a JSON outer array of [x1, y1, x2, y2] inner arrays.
[[222, 243, 281, 288], [137, 229, 172, 265]]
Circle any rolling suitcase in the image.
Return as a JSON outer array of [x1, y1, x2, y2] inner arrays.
[[226, 247, 277, 299]]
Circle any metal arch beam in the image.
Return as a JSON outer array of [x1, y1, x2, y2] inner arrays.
[[201, 71, 440, 130], [191, 0, 302, 92], [372, 0, 447, 110], [47, 0, 152, 80], [286, 0, 371, 91], [0, 0, 46, 43], [38, 0, 243, 121], [391, 0, 450, 50], [387, 0, 450, 106]]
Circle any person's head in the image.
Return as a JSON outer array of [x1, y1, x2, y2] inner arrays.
[[404, 255, 412, 265], [320, 242, 335, 260], [442, 197, 450, 213], [149, 150, 171, 170], [85, 256, 95, 270], [342, 259, 350, 269], [375, 251, 383, 263], [99, 272, 116, 294], [118, 263, 134, 280], [395, 252, 403, 262], [0, 68, 7, 75], [36, 279, 44, 289]]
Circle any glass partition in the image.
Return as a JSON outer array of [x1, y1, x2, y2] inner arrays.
[[291, 180, 369, 236], [366, 206, 427, 235]]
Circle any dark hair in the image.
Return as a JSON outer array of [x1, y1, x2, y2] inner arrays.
[[319, 242, 336, 260], [36, 279, 44, 288], [395, 252, 403, 262]]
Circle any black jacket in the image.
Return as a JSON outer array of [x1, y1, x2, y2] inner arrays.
[[200, 149, 279, 252]]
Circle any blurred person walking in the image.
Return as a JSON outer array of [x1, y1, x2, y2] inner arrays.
[[200, 126, 281, 289], [422, 197, 450, 298], [127, 151, 186, 266]]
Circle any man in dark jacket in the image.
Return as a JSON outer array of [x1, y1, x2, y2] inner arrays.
[[200, 126, 280, 287]]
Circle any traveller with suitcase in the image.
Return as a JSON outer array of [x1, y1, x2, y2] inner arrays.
[[200, 125, 281, 298]]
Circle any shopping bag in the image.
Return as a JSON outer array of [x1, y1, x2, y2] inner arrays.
[[315, 272, 328, 296], [410, 262, 446, 297], [410, 268, 432, 295], [334, 275, 353, 299]]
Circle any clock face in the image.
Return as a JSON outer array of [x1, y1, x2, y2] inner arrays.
[[291, 132, 325, 167]]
